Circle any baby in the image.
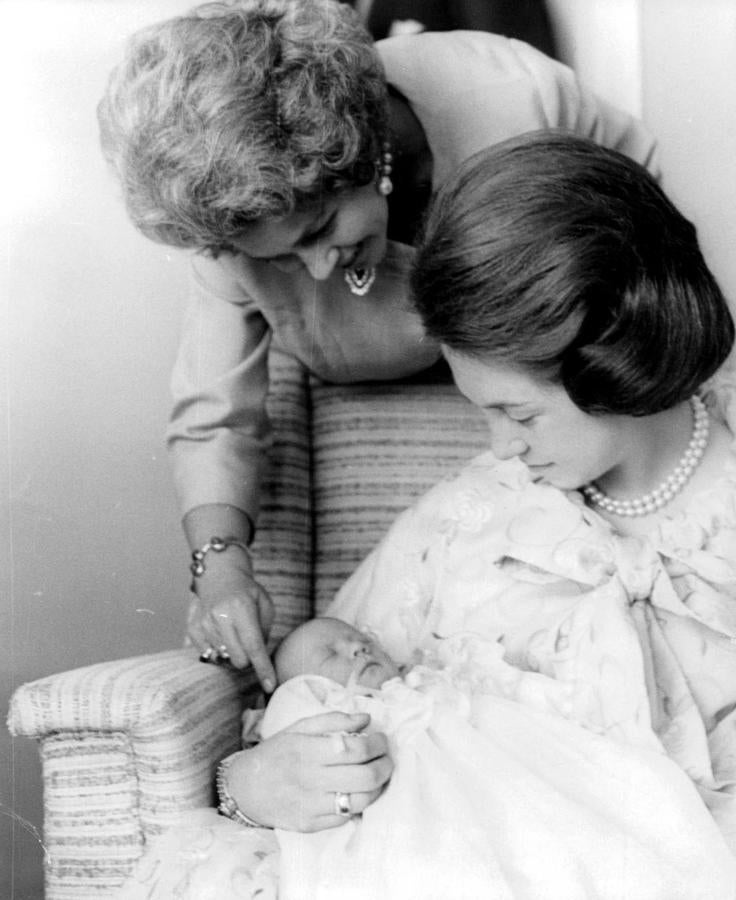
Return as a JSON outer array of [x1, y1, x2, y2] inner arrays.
[[258, 615, 731, 900], [273, 616, 402, 689], [118, 614, 734, 900]]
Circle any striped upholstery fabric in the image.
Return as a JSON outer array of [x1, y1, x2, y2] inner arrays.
[[9, 649, 256, 898], [249, 346, 313, 642], [8, 352, 491, 898], [8, 348, 309, 899], [311, 380, 489, 612]]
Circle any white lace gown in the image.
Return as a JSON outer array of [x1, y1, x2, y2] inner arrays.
[[261, 662, 734, 900], [116, 373, 736, 898]]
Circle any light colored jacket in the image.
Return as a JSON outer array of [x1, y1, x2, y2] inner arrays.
[[167, 30, 660, 523]]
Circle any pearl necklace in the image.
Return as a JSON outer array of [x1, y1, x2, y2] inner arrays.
[[582, 395, 709, 517], [344, 266, 376, 296]]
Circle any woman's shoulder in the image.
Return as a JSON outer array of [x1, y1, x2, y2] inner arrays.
[[377, 30, 578, 187], [690, 366, 736, 513], [189, 250, 259, 306], [407, 453, 612, 567], [398, 452, 527, 521], [703, 364, 736, 441], [640, 370, 736, 593], [377, 29, 533, 81]]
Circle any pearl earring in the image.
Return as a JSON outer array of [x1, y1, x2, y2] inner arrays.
[[343, 142, 393, 296], [377, 141, 393, 196]]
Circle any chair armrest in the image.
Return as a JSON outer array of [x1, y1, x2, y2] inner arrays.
[[8, 647, 253, 738], [8, 649, 260, 898]]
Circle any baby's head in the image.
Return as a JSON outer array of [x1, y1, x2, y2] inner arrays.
[[274, 617, 400, 688]]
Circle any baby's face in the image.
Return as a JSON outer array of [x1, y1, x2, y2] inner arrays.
[[275, 617, 400, 688]]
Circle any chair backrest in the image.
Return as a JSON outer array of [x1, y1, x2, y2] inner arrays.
[[250, 348, 314, 644], [252, 348, 490, 636], [311, 379, 490, 612]]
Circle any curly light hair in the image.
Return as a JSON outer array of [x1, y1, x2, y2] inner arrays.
[[98, 0, 389, 253]]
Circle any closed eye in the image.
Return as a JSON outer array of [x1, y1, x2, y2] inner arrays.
[[268, 255, 304, 273], [502, 410, 537, 425], [301, 212, 336, 247]]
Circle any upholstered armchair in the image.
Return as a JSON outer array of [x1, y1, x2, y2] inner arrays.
[[8, 348, 488, 899]]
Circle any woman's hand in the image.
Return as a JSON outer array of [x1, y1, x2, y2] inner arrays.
[[225, 712, 394, 832], [188, 544, 277, 692]]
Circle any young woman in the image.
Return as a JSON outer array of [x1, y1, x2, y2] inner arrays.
[[97, 0, 659, 689], [214, 133, 736, 845], [114, 133, 736, 898]]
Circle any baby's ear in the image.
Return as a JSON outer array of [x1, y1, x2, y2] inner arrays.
[[241, 708, 265, 745], [270, 644, 288, 687], [269, 649, 279, 680]]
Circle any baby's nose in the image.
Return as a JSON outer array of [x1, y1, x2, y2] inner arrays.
[[349, 641, 370, 658]]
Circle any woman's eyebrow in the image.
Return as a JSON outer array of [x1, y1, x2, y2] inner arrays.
[[245, 214, 325, 261], [300, 207, 334, 242]]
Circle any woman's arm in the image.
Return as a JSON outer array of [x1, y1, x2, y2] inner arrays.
[[168, 253, 277, 689], [184, 503, 276, 691], [508, 38, 660, 177], [223, 712, 394, 831], [167, 252, 273, 524], [379, 31, 660, 185]]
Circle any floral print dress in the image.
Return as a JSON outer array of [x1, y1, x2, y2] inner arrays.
[[117, 374, 736, 898], [331, 371, 736, 850]]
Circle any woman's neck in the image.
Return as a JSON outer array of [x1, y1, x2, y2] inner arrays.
[[596, 402, 694, 500], [386, 88, 433, 245], [591, 399, 728, 537]]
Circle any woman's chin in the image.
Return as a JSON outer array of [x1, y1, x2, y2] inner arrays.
[[364, 233, 388, 269], [527, 464, 555, 485], [529, 468, 585, 492]]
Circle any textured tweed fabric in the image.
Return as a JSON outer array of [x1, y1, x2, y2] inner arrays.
[[311, 379, 488, 612], [8, 349, 488, 898]]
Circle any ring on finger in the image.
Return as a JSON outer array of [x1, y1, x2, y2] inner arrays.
[[199, 646, 216, 663], [330, 732, 350, 755], [333, 791, 352, 817], [328, 730, 366, 755], [216, 644, 230, 660]]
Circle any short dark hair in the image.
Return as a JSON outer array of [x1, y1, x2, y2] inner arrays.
[[412, 131, 734, 415]]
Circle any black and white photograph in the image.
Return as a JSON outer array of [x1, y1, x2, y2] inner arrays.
[[3, 1, 736, 897]]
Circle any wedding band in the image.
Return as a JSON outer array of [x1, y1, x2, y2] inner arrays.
[[334, 791, 352, 817], [330, 732, 349, 755], [199, 646, 216, 663]]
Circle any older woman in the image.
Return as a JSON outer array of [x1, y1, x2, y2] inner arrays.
[[99, 0, 658, 745], [99, 0, 658, 687]]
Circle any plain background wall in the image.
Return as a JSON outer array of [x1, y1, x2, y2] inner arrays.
[[2, 1, 735, 897], [639, 0, 736, 315], [547, 0, 736, 308], [1, 3, 195, 897]]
